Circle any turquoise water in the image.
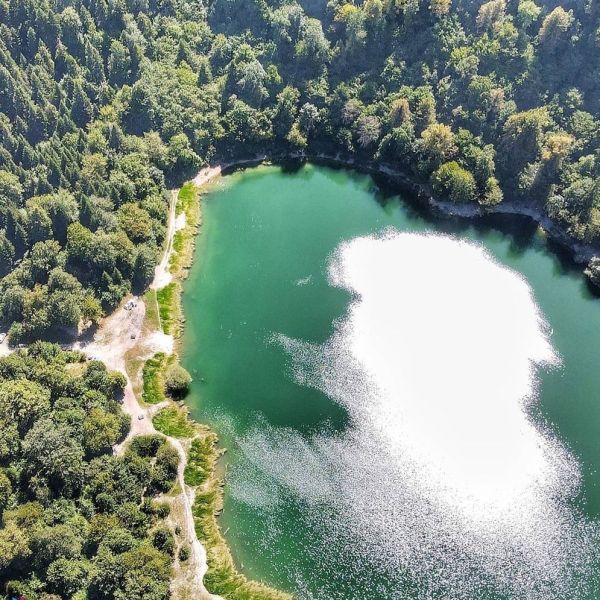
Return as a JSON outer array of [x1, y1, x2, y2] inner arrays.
[[181, 163, 600, 599]]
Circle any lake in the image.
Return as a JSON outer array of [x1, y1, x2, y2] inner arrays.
[[181, 163, 600, 599]]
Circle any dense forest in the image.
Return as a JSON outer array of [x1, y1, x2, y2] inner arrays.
[[0, 344, 178, 598], [1, 0, 600, 345], [1, 0, 600, 597]]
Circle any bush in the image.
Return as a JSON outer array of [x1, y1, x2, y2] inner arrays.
[[108, 371, 127, 396], [155, 502, 171, 519], [129, 434, 164, 457], [585, 257, 600, 288], [165, 364, 192, 398], [153, 526, 175, 556], [179, 545, 190, 562], [431, 161, 477, 203], [150, 443, 180, 493]]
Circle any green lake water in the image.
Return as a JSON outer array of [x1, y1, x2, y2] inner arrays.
[[181, 163, 600, 599]]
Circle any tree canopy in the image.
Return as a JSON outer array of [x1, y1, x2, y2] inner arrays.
[[0, 344, 177, 599], [0, 0, 598, 329], [1, 0, 600, 596]]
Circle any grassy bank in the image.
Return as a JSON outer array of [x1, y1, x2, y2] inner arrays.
[[145, 179, 291, 599], [186, 430, 293, 600], [142, 352, 168, 404], [153, 405, 195, 438], [155, 181, 202, 341], [157, 282, 180, 336], [172, 181, 202, 279]]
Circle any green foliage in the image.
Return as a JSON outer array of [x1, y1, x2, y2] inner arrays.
[[1, 0, 598, 345], [127, 435, 178, 495], [184, 437, 214, 487], [142, 353, 168, 405], [179, 545, 191, 562], [585, 257, 600, 288], [153, 407, 194, 439], [432, 161, 477, 204], [165, 365, 192, 398], [0, 345, 173, 596], [156, 283, 178, 335], [1, 1, 600, 596], [82, 408, 124, 458]]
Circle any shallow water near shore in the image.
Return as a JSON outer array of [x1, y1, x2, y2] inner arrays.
[[181, 163, 600, 599]]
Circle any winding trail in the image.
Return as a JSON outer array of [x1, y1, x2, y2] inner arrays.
[[75, 189, 222, 600], [152, 190, 179, 290]]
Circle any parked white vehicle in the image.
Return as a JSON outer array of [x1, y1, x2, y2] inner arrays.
[[124, 298, 139, 311]]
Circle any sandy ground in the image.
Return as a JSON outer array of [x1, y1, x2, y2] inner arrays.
[[193, 165, 225, 187], [175, 211, 187, 232], [192, 156, 268, 189], [152, 190, 179, 290], [0, 335, 10, 357], [73, 181, 223, 599], [78, 300, 156, 442]]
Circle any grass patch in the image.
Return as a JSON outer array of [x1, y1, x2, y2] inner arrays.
[[156, 282, 179, 336], [178, 181, 196, 212], [187, 431, 292, 600], [184, 437, 214, 486], [173, 230, 185, 254], [153, 406, 194, 438], [168, 231, 184, 274], [169, 183, 200, 280], [142, 353, 167, 405]]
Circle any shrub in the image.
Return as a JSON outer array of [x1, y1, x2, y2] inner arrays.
[[129, 434, 164, 457], [153, 526, 175, 556], [179, 545, 190, 561], [431, 161, 477, 203], [165, 364, 192, 398]]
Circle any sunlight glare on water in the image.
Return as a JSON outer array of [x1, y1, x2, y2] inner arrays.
[[230, 231, 598, 599], [328, 232, 559, 511]]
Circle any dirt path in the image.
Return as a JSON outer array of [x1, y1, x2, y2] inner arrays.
[[75, 185, 221, 600], [78, 297, 217, 598], [152, 190, 179, 290], [79, 301, 156, 446], [169, 434, 216, 599]]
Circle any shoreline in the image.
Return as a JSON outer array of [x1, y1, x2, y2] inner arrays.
[[150, 176, 292, 599], [94, 155, 597, 599], [315, 154, 599, 266], [208, 153, 599, 269], [2, 155, 595, 598], [69, 188, 219, 600]]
